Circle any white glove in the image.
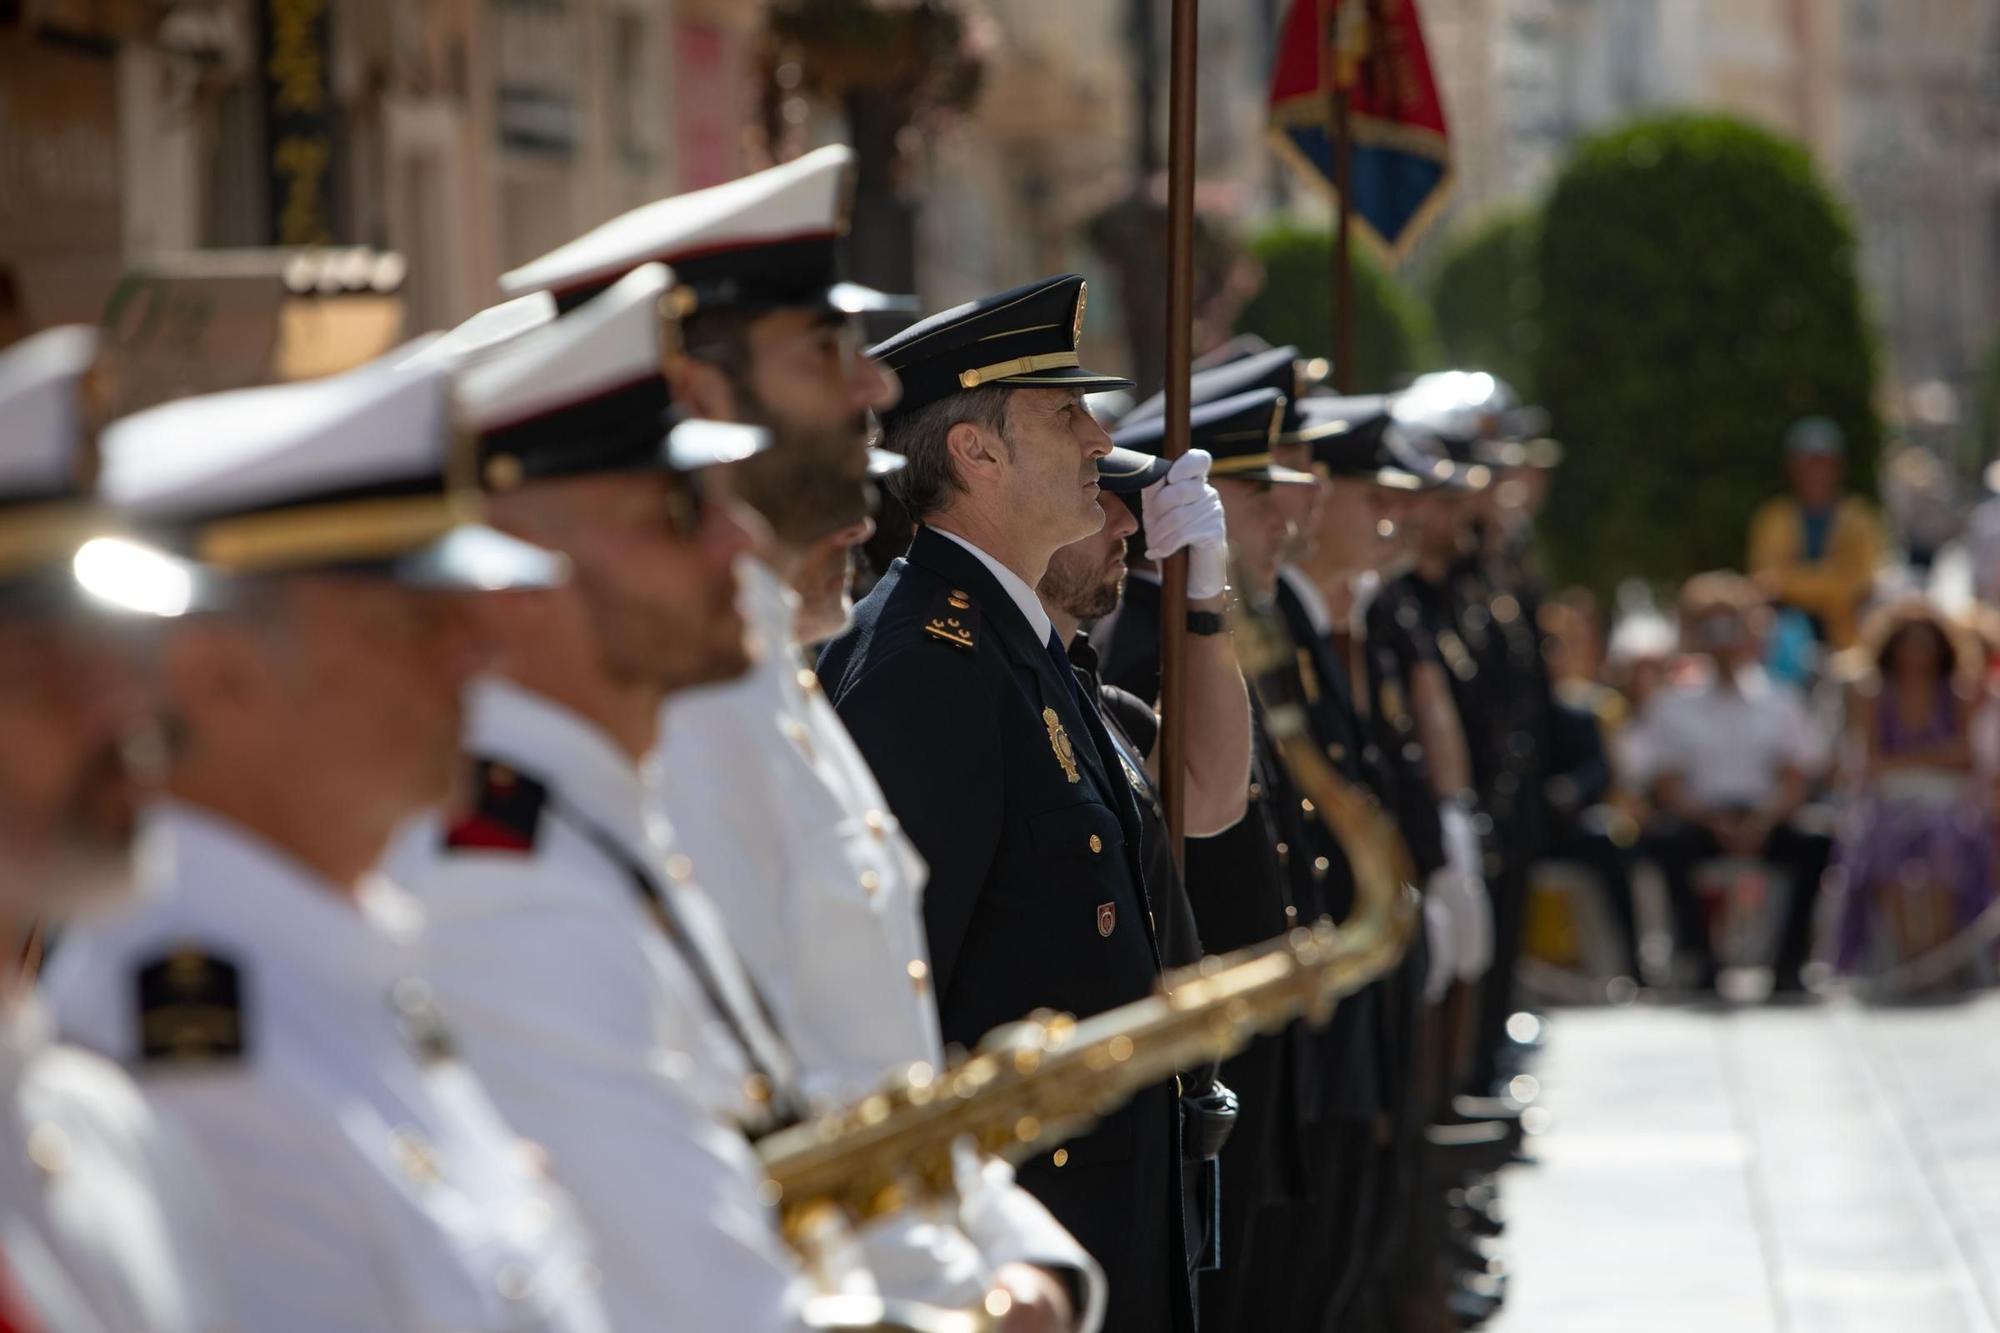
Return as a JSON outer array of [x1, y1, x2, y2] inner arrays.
[[1421, 891, 1456, 1003], [1427, 866, 1493, 983], [1436, 802, 1495, 981], [1141, 447, 1229, 602]]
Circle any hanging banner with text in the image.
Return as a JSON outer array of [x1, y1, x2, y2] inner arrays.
[[261, 0, 338, 245]]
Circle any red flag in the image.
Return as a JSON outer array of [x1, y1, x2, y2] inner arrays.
[[1268, 0, 1453, 257]]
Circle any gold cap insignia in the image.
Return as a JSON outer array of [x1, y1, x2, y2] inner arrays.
[[1072, 281, 1087, 349]]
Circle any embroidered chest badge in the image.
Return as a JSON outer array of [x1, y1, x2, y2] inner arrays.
[[1043, 707, 1081, 784], [1096, 902, 1116, 937]]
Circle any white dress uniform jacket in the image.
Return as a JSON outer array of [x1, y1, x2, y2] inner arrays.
[[655, 558, 1104, 1327], [41, 802, 609, 1333], [0, 998, 231, 1333], [392, 677, 848, 1332]]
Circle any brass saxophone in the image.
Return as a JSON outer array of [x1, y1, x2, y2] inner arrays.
[[761, 585, 1421, 1261]]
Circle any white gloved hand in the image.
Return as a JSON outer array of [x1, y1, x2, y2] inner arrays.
[[1140, 447, 1230, 602], [1435, 801, 1495, 981], [1429, 866, 1493, 983], [1421, 890, 1456, 1004], [1439, 800, 1483, 883]]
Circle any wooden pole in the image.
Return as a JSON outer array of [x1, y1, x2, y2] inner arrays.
[[1158, 0, 1199, 864], [1331, 6, 1357, 395]]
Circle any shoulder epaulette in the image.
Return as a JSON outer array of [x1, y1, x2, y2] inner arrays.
[[443, 758, 548, 854], [136, 947, 244, 1066], [922, 584, 980, 650]]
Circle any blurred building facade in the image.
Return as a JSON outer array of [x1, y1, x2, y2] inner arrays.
[[1424, 0, 2000, 434], [9, 0, 1995, 423], [1, 0, 772, 336]]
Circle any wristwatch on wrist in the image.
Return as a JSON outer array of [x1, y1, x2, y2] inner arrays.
[[1186, 609, 1226, 637]]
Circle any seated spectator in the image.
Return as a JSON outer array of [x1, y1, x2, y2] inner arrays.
[[1628, 572, 1833, 995], [1747, 416, 1884, 651], [1823, 599, 1996, 984]]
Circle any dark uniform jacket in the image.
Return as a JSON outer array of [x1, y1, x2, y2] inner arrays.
[[1073, 637, 1229, 1281], [1357, 579, 1449, 878], [1270, 575, 1383, 1125], [819, 526, 1192, 1333], [1095, 574, 1311, 1330]]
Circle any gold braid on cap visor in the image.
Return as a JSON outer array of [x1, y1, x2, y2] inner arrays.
[[956, 351, 1082, 389], [0, 501, 109, 578], [196, 493, 481, 573]]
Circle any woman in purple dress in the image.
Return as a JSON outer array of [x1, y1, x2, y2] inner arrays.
[[1826, 599, 1996, 983]]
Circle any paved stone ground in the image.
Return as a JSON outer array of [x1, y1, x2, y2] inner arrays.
[[1489, 992, 2000, 1333]]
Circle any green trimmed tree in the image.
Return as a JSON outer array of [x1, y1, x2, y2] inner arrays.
[[1235, 221, 1443, 392], [1432, 206, 1542, 400], [1536, 112, 1880, 593]]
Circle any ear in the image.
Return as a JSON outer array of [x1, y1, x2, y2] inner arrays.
[[945, 418, 1006, 485], [663, 353, 739, 424]]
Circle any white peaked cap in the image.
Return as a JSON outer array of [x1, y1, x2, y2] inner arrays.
[[498, 145, 910, 317], [0, 326, 100, 500]]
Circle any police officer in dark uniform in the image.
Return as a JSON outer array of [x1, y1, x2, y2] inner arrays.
[[1131, 351, 1433, 1333], [1105, 383, 1401, 1333], [1400, 374, 1557, 1098], [818, 274, 1193, 1333], [1093, 391, 1331, 1332], [1295, 397, 1487, 1329], [1037, 437, 1257, 1296]]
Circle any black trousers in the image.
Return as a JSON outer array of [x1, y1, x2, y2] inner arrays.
[[1238, 1116, 1378, 1333], [1642, 816, 1831, 986], [1470, 858, 1529, 1096]]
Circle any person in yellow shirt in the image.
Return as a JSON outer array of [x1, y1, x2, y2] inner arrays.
[[1747, 416, 1885, 650]]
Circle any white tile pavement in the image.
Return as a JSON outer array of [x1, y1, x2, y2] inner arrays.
[[1488, 994, 2000, 1333]]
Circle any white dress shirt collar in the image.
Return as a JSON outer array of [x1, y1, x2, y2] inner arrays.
[[149, 799, 422, 996], [1278, 564, 1336, 638], [467, 676, 651, 855], [930, 526, 1054, 645]]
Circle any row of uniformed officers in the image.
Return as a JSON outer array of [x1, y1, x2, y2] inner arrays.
[[0, 143, 1556, 1332]]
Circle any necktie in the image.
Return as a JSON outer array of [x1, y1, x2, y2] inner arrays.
[[1046, 630, 1089, 719]]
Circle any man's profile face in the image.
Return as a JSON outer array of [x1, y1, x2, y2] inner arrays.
[[1041, 494, 1137, 624], [1411, 490, 1469, 563], [1215, 478, 1288, 596], [715, 308, 898, 549], [0, 614, 151, 916], [534, 471, 758, 694], [1310, 474, 1386, 577], [981, 388, 1113, 549], [1271, 440, 1321, 564], [272, 578, 492, 814]]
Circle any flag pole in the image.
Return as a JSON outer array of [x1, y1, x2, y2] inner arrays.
[[1158, 0, 1199, 864], [1330, 0, 1357, 395]]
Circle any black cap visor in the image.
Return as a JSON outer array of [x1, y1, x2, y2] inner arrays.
[[1003, 364, 1137, 395], [1097, 446, 1173, 494]]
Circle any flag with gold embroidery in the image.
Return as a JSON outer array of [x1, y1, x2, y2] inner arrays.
[[1268, 0, 1452, 256]]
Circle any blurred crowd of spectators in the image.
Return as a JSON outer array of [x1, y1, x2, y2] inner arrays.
[[1536, 420, 2000, 1000]]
